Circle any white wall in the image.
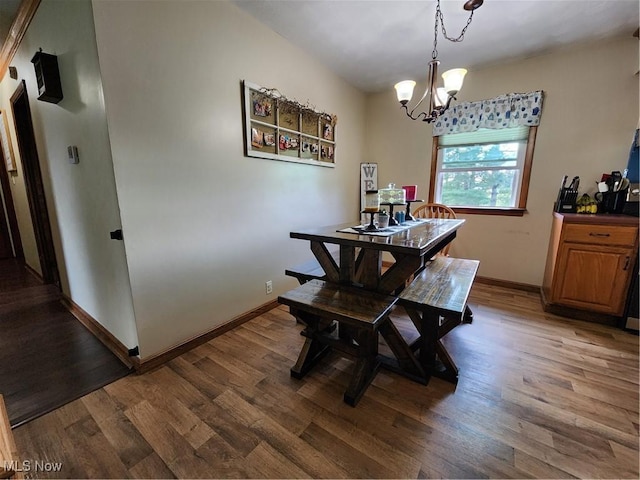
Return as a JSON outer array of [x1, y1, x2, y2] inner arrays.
[[92, 0, 366, 358], [0, 0, 139, 351], [366, 36, 638, 286]]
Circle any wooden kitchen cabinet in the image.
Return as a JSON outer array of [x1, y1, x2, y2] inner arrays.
[[542, 213, 639, 318]]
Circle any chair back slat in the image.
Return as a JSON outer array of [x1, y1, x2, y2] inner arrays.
[[412, 203, 457, 255]]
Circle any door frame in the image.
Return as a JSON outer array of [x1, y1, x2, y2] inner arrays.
[[10, 80, 59, 285]]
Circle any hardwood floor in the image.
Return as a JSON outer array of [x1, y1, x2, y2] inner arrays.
[[0, 259, 131, 427], [12, 282, 639, 478]]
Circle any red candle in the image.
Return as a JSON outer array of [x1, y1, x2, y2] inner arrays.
[[403, 185, 417, 201]]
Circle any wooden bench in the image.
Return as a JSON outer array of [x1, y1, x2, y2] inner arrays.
[[0, 395, 21, 480], [284, 249, 340, 284], [285, 257, 328, 284], [397, 256, 479, 383], [278, 279, 424, 406]]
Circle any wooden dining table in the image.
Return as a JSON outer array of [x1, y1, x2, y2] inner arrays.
[[290, 218, 465, 294], [284, 217, 468, 395]]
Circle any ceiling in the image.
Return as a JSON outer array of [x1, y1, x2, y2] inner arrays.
[[232, 0, 639, 93], [0, 0, 637, 92]]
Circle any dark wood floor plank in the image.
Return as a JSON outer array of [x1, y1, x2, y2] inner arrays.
[[81, 389, 154, 469], [214, 389, 351, 478], [0, 259, 130, 427], [64, 416, 131, 479], [301, 421, 397, 479], [243, 441, 311, 479], [9, 281, 639, 479], [128, 452, 176, 479], [124, 400, 212, 479], [192, 400, 261, 458]]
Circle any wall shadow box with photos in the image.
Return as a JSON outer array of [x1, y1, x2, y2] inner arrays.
[[243, 80, 336, 167]]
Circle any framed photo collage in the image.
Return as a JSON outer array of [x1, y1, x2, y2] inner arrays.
[[243, 81, 336, 167]]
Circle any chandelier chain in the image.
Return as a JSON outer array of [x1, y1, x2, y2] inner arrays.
[[432, 5, 439, 59], [436, 0, 475, 45], [398, 0, 482, 123]]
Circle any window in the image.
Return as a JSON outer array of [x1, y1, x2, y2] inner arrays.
[[429, 126, 537, 216]]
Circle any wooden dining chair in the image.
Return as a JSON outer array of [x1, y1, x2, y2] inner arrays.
[[413, 203, 457, 256]]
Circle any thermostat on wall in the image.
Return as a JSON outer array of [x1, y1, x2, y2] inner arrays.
[[67, 145, 79, 164]]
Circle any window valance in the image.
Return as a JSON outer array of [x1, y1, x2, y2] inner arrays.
[[433, 90, 544, 136]]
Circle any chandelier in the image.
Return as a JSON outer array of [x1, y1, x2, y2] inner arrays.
[[394, 0, 483, 123]]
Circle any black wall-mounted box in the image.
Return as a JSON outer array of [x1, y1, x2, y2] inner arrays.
[[30, 51, 63, 104]]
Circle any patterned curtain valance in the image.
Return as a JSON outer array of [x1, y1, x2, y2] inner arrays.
[[433, 90, 544, 136]]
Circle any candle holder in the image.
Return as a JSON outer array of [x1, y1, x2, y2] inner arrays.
[[361, 210, 379, 231], [381, 202, 406, 226], [404, 199, 424, 221]]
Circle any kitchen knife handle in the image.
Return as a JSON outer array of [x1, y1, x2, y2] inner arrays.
[[623, 256, 631, 271], [561, 175, 568, 189]]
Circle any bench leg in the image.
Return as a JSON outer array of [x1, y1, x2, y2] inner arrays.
[[290, 311, 333, 379], [378, 318, 426, 382], [290, 336, 331, 379], [343, 330, 380, 406], [344, 356, 380, 406], [418, 310, 459, 384], [463, 305, 473, 324], [434, 340, 459, 383]]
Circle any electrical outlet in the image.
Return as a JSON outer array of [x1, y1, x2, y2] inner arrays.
[[265, 280, 273, 295]]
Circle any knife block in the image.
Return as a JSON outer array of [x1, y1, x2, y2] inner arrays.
[[554, 187, 578, 213]]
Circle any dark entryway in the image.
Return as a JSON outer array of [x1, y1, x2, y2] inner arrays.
[[10, 80, 59, 285], [0, 258, 131, 427]]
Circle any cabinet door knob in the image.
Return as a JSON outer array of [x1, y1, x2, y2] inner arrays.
[[589, 232, 610, 237], [623, 256, 631, 271]]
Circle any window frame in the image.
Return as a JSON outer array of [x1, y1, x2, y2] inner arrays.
[[428, 126, 538, 216]]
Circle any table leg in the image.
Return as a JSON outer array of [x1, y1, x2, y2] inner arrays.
[[379, 254, 422, 294], [339, 245, 356, 285], [310, 241, 339, 282], [359, 249, 382, 290]]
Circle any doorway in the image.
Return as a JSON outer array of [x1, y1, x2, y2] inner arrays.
[[0, 193, 13, 258], [10, 80, 59, 285], [0, 121, 23, 261]]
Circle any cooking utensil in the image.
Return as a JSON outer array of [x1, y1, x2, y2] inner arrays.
[[620, 178, 630, 191]]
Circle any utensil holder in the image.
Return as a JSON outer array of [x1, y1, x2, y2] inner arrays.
[[596, 188, 628, 214]]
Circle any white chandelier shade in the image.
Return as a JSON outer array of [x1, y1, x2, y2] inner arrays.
[[394, 0, 482, 123]]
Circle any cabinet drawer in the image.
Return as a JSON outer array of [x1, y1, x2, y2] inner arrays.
[[563, 224, 638, 247]]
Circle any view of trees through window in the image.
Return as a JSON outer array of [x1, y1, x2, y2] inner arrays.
[[437, 142, 523, 207]]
